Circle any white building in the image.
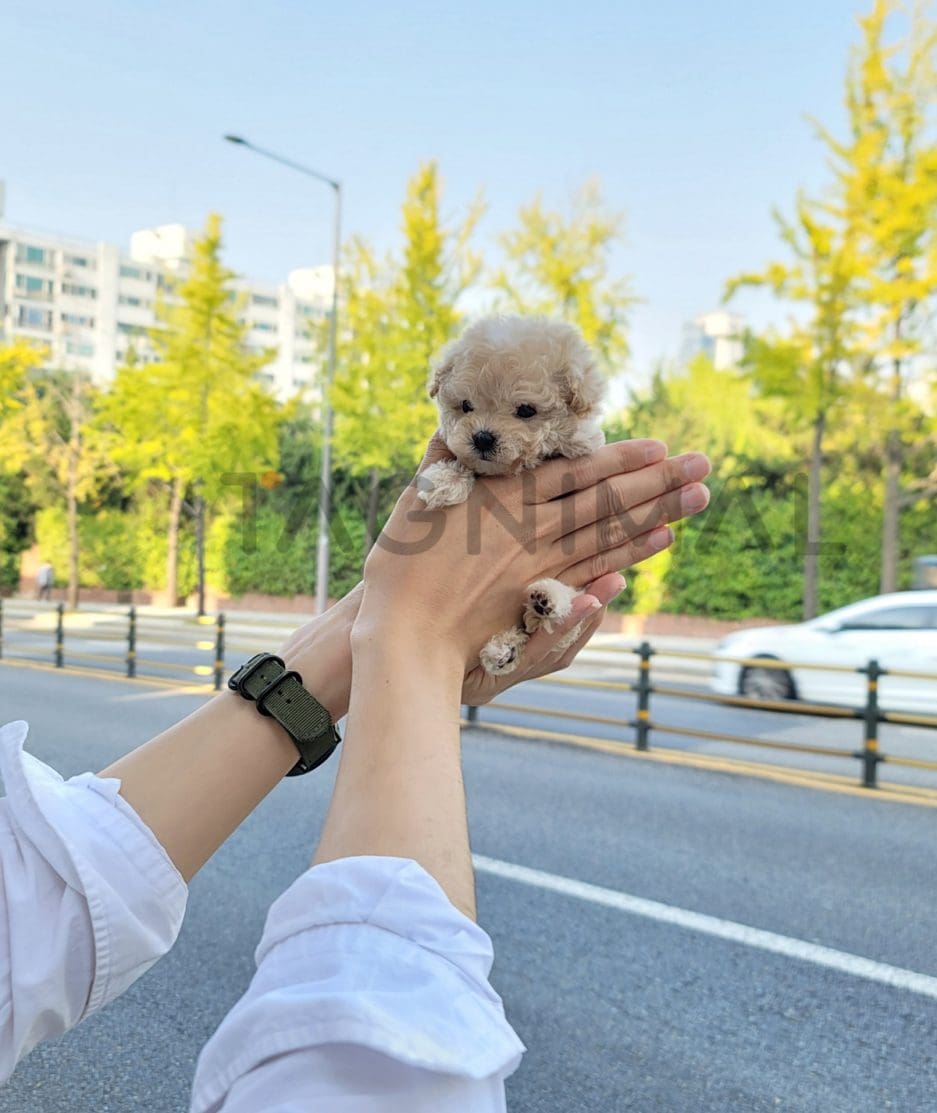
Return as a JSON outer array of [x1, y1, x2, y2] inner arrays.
[[0, 221, 331, 400], [680, 309, 745, 371]]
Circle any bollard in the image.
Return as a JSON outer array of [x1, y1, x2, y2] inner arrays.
[[55, 603, 64, 668], [214, 613, 226, 691], [465, 704, 479, 725], [860, 659, 883, 789], [634, 641, 653, 751], [126, 606, 137, 679]]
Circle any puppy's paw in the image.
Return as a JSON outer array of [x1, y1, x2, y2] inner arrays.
[[417, 459, 476, 509], [523, 578, 580, 634], [480, 627, 529, 675]]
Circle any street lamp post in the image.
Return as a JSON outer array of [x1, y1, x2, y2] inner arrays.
[[224, 134, 341, 616]]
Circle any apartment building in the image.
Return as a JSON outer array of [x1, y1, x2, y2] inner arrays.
[[679, 309, 745, 371], [0, 221, 331, 400]]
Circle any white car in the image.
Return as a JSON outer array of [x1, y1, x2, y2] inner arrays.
[[710, 591, 937, 714]]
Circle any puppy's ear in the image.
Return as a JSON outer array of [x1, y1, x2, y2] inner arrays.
[[428, 359, 452, 399], [428, 343, 456, 398], [559, 357, 606, 417]]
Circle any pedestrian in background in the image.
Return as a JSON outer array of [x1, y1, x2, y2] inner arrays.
[[35, 562, 53, 602]]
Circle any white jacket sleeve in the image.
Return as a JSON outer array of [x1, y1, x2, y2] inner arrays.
[[0, 720, 188, 1081], [190, 856, 525, 1113]]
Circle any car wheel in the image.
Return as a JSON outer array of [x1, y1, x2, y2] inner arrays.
[[740, 659, 796, 702]]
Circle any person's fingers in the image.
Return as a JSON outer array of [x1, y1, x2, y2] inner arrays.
[[552, 482, 708, 579], [523, 439, 668, 504], [563, 520, 677, 585], [537, 452, 711, 541], [581, 571, 627, 606], [551, 608, 607, 670]]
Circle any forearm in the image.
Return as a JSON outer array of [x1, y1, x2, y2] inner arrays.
[[313, 617, 476, 920], [98, 690, 298, 882], [100, 589, 359, 882]]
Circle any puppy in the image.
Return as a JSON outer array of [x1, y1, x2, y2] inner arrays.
[[419, 315, 606, 675]]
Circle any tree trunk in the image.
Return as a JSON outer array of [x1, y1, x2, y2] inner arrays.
[[880, 430, 902, 594], [195, 491, 206, 616], [364, 468, 381, 560], [804, 412, 825, 621], [880, 334, 904, 595], [66, 375, 81, 610], [166, 476, 183, 606]]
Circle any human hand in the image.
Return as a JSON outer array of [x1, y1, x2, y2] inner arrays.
[[354, 435, 711, 669]]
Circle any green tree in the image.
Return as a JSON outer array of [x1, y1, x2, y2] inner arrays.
[[0, 341, 43, 422], [0, 364, 109, 608], [621, 355, 794, 618], [329, 162, 482, 553], [99, 214, 280, 603], [0, 472, 34, 591], [494, 179, 635, 370], [0, 342, 44, 590], [726, 198, 859, 618], [821, 0, 937, 590], [624, 354, 792, 477]]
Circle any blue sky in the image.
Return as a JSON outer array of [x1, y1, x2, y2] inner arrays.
[[6, 0, 867, 382]]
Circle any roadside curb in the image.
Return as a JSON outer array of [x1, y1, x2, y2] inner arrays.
[[462, 720, 937, 810]]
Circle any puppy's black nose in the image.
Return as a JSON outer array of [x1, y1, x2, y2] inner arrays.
[[472, 430, 498, 454]]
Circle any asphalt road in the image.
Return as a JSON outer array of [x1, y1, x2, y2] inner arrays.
[[1, 663, 936, 1112]]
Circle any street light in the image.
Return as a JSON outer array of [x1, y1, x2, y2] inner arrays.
[[224, 133, 341, 616]]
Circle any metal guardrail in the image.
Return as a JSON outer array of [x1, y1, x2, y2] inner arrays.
[[464, 641, 937, 790], [3, 602, 936, 790], [0, 600, 229, 692]]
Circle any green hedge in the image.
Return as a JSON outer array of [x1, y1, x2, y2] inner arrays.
[[616, 476, 935, 621]]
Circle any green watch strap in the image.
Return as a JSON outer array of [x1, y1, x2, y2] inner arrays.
[[229, 653, 341, 776]]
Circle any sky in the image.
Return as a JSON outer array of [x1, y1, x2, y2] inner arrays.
[[5, 0, 869, 387]]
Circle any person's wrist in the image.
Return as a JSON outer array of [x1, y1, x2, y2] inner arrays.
[[278, 584, 361, 721], [351, 602, 466, 684]]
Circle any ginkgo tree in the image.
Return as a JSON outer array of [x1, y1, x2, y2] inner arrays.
[[0, 361, 111, 609], [820, 0, 937, 591], [328, 161, 482, 553], [99, 214, 280, 604], [726, 198, 860, 618], [494, 179, 635, 372]]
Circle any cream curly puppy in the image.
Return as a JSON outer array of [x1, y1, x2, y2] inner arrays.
[[419, 315, 606, 675]]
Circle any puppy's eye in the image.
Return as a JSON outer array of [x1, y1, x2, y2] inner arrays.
[[461, 399, 474, 413], [515, 403, 537, 419]]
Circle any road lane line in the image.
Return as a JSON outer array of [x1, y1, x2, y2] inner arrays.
[[473, 855, 937, 1001]]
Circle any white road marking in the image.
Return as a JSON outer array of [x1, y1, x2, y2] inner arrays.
[[473, 854, 937, 1002]]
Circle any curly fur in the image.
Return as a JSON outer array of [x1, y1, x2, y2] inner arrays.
[[420, 315, 607, 675]]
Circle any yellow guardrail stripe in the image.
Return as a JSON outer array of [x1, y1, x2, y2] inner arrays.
[[650, 683, 861, 719], [53, 651, 128, 665], [486, 701, 627, 728], [648, 721, 852, 759], [537, 675, 636, 692], [132, 658, 206, 673], [879, 754, 937, 771], [882, 710, 937, 728]]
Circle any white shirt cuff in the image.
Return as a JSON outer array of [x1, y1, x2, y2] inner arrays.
[[191, 856, 524, 1113], [0, 719, 187, 1035]]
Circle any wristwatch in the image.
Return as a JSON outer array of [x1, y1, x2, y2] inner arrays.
[[227, 652, 341, 776]]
